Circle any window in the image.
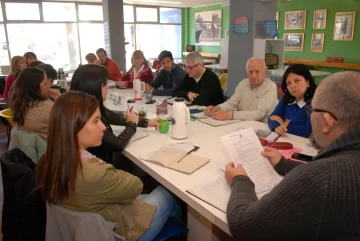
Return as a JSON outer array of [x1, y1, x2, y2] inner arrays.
[[124, 5, 134, 23], [79, 5, 103, 21], [136, 7, 157, 22], [136, 24, 181, 59], [5, 3, 40, 20], [124, 24, 135, 70], [79, 23, 105, 64], [160, 8, 181, 24], [7, 23, 80, 71], [0, 24, 9, 67], [0, 2, 3, 22], [42, 2, 76, 22]]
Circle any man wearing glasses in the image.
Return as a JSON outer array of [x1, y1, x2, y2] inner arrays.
[[204, 57, 278, 122], [173, 51, 224, 106], [225, 71, 360, 240]]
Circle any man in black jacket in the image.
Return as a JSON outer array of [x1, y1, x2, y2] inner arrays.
[[225, 71, 360, 241], [173, 51, 224, 106]]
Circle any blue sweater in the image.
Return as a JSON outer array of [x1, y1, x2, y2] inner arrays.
[[268, 96, 312, 138], [150, 65, 186, 96]]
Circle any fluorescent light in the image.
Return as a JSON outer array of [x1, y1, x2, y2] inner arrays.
[[130, 0, 182, 4]]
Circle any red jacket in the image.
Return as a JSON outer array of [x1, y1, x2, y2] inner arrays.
[[3, 72, 15, 100], [122, 64, 153, 88], [103, 58, 122, 81]]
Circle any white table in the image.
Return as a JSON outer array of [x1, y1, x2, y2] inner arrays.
[[106, 89, 318, 241], [270, 69, 331, 77]]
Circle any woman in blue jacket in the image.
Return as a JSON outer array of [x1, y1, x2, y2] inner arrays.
[[268, 64, 317, 138]]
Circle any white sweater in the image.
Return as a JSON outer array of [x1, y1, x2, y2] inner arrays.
[[217, 78, 278, 123]]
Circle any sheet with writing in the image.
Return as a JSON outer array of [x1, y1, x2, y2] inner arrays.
[[220, 127, 283, 194]]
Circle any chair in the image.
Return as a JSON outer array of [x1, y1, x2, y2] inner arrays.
[[219, 73, 228, 93], [46, 203, 125, 241], [0, 108, 15, 147], [153, 218, 189, 241]]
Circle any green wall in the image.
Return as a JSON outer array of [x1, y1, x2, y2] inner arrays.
[[182, 4, 230, 54], [278, 0, 360, 66]]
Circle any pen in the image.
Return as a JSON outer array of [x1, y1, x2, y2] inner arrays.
[[177, 146, 199, 163], [130, 106, 133, 112]]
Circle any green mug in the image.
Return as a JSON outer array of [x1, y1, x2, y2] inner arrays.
[[159, 119, 169, 133]]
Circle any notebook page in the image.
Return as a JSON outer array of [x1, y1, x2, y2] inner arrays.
[[220, 127, 283, 193], [140, 147, 186, 167]]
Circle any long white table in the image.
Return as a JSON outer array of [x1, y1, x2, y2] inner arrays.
[[105, 88, 318, 240]]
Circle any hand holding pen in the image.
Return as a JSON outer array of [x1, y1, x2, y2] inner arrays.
[[126, 106, 139, 124]]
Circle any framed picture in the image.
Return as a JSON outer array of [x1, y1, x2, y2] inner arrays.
[[333, 12, 356, 40], [284, 11, 306, 29], [284, 33, 304, 51], [195, 10, 222, 46], [311, 33, 324, 52], [313, 9, 327, 29]]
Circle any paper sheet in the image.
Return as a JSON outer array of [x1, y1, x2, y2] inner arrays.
[[139, 143, 195, 160], [220, 127, 283, 194], [281, 147, 303, 161], [191, 112, 241, 126]]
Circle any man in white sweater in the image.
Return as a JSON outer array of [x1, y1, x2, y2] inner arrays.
[[204, 57, 278, 123]]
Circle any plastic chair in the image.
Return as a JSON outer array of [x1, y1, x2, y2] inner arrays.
[[219, 73, 228, 93], [153, 218, 188, 241]]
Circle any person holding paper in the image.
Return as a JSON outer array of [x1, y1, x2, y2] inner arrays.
[[35, 91, 180, 241], [268, 64, 316, 138], [225, 71, 360, 240], [145, 50, 186, 96], [173, 51, 224, 106], [204, 57, 278, 123], [70, 64, 160, 162]]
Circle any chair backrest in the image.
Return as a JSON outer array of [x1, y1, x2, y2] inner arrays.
[[0, 108, 15, 127], [9, 126, 46, 164], [46, 203, 125, 241], [219, 73, 228, 92]]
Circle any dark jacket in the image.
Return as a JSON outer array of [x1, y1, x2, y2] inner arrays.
[[150, 65, 186, 96], [173, 69, 224, 106], [87, 107, 149, 163], [227, 125, 360, 241], [1, 148, 46, 241]]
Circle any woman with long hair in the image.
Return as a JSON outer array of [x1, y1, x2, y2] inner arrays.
[[70, 64, 160, 162], [35, 91, 178, 241], [116, 50, 153, 88], [268, 64, 317, 138], [3, 56, 27, 99], [9, 67, 60, 140]]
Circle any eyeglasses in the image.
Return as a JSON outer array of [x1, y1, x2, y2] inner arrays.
[[185, 63, 200, 70], [304, 105, 338, 120]]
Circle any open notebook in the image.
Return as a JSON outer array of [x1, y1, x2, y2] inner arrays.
[[111, 126, 149, 143], [139, 143, 209, 174], [191, 112, 241, 127]]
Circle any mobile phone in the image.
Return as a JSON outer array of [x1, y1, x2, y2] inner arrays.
[[291, 153, 313, 162]]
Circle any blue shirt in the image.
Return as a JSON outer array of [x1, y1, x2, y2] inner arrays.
[[268, 95, 312, 138], [150, 65, 186, 96]]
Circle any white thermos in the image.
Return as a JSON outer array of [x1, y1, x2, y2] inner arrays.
[[171, 98, 190, 139]]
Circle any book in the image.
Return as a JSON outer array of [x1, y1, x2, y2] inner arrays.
[[190, 112, 241, 126], [111, 125, 149, 143], [236, 126, 280, 142], [139, 143, 209, 174]]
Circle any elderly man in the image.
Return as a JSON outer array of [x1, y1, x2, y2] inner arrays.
[[225, 71, 360, 240], [204, 57, 278, 122], [173, 51, 224, 106]]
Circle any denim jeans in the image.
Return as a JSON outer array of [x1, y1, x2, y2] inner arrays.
[[137, 186, 180, 241]]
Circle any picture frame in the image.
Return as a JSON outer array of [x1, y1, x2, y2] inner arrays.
[[313, 9, 327, 29], [284, 33, 304, 51], [195, 10, 222, 46], [311, 33, 324, 52], [333, 12, 356, 40], [284, 10, 306, 29]]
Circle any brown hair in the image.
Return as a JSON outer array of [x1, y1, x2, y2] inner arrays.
[[10, 67, 47, 126], [10, 56, 25, 73], [35, 91, 99, 203], [85, 53, 98, 63], [131, 50, 148, 67], [24, 52, 37, 60], [96, 48, 107, 56]]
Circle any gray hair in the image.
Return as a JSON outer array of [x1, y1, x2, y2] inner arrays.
[[245, 57, 266, 70], [185, 51, 203, 65], [316, 71, 360, 127]]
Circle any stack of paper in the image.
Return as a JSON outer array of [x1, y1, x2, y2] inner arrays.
[[191, 112, 241, 127]]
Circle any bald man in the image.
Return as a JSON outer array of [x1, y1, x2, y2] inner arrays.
[[204, 57, 278, 123], [225, 71, 360, 240]]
